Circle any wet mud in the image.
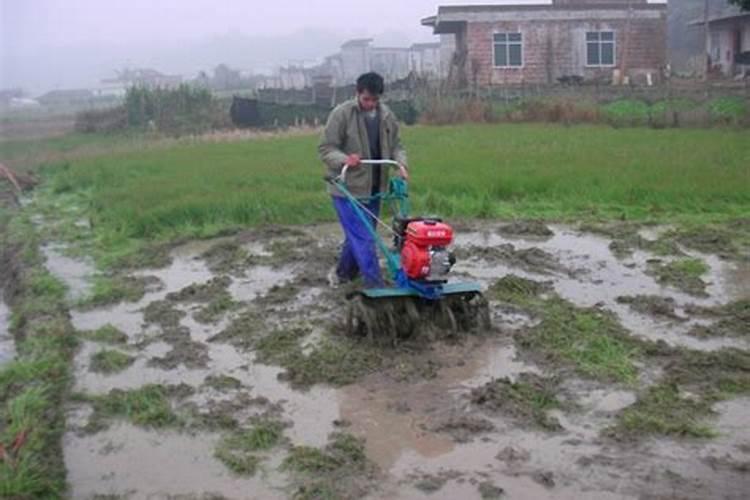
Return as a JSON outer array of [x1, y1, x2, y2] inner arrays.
[[39, 219, 750, 499]]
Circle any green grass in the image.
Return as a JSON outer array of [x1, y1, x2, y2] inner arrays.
[[81, 385, 181, 432], [282, 432, 373, 499], [214, 420, 285, 476], [648, 258, 709, 297], [607, 383, 716, 439], [471, 374, 563, 431], [78, 275, 144, 308], [28, 124, 749, 265], [254, 328, 385, 388], [513, 295, 641, 384], [80, 324, 129, 344], [0, 213, 76, 498], [89, 349, 134, 374], [283, 432, 367, 475]]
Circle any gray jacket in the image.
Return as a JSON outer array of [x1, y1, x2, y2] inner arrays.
[[318, 98, 408, 198]]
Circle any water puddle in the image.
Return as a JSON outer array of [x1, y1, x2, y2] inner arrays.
[[42, 243, 93, 302], [58, 222, 750, 499], [228, 265, 295, 302], [0, 294, 15, 367], [455, 224, 749, 352], [64, 423, 287, 499]]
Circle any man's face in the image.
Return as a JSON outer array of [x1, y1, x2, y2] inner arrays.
[[357, 90, 380, 112]]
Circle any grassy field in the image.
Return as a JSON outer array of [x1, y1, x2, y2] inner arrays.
[[5, 123, 750, 264]]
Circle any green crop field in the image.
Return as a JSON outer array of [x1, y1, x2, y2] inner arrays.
[[37, 124, 748, 243]]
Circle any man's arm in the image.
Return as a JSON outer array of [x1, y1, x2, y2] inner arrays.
[[318, 107, 349, 176]]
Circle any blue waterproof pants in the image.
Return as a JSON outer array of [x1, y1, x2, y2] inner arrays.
[[332, 196, 383, 288]]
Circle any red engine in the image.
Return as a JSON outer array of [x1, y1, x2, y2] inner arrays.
[[400, 220, 455, 280]]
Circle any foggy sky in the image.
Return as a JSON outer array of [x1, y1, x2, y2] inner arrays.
[[2, 0, 665, 95], [1, 0, 555, 94]]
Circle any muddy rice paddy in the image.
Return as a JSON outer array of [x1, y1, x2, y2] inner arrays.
[[39, 220, 749, 499]]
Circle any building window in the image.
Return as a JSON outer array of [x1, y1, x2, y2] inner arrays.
[[494, 33, 523, 67], [586, 31, 615, 66]]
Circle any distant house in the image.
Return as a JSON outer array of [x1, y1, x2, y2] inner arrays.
[[102, 68, 183, 91], [37, 89, 94, 107], [689, 4, 750, 77], [340, 39, 374, 82], [409, 43, 444, 78], [421, 0, 668, 87], [315, 38, 451, 86]]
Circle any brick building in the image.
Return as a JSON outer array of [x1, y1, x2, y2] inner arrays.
[[422, 0, 668, 87]]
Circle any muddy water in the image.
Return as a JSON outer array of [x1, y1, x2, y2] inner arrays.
[[64, 423, 287, 500], [42, 243, 93, 302], [51, 223, 750, 499], [61, 236, 342, 498], [456, 224, 750, 352], [0, 293, 15, 367]]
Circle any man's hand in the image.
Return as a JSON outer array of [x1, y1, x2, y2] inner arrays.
[[345, 154, 361, 167], [398, 163, 409, 181]]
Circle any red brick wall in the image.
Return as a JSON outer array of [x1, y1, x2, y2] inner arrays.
[[464, 14, 666, 86]]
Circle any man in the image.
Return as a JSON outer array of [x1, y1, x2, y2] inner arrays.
[[319, 72, 408, 288]]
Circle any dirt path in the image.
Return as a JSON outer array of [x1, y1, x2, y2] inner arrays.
[[42, 221, 749, 499]]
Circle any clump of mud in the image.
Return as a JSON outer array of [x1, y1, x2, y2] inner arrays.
[[430, 415, 496, 443], [193, 294, 240, 324], [79, 324, 128, 344], [255, 282, 302, 306], [166, 276, 232, 303], [203, 375, 243, 392], [283, 432, 380, 499], [213, 418, 287, 476], [77, 384, 195, 434], [140, 298, 211, 369], [605, 382, 715, 440], [487, 275, 553, 303], [181, 392, 280, 431], [148, 324, 210, 369], [532, 471, 556, 489], [478, 480, 505, 499], [647, 258, 709, 297], [113, 243, 173, 270], [671, 221, 749, 261], [608, 348, 750, 440], [208, 308, 264, 350], [81, 275, 164, 309], [256, 328, 385, 388], [148, 338, 209, 370], [89, 349, 134, 374], [410, 470, 462, 494], [142, 300, 186, 329], [495, 445, 531, 464], [580, 222, 683, 259], [459, 244, 569, 276], [497, 220, 554, 239], [685, 299, 750, 338], [470, 373, 563, 431], [616, 295, 685, 321], [165, 275, 239, 324], [200, 241, 257, 276]]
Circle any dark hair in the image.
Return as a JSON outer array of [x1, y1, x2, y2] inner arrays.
[[356, 72, 385, 95]]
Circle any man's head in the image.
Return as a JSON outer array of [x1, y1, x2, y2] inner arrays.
[[356, 72, 384, 112]]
